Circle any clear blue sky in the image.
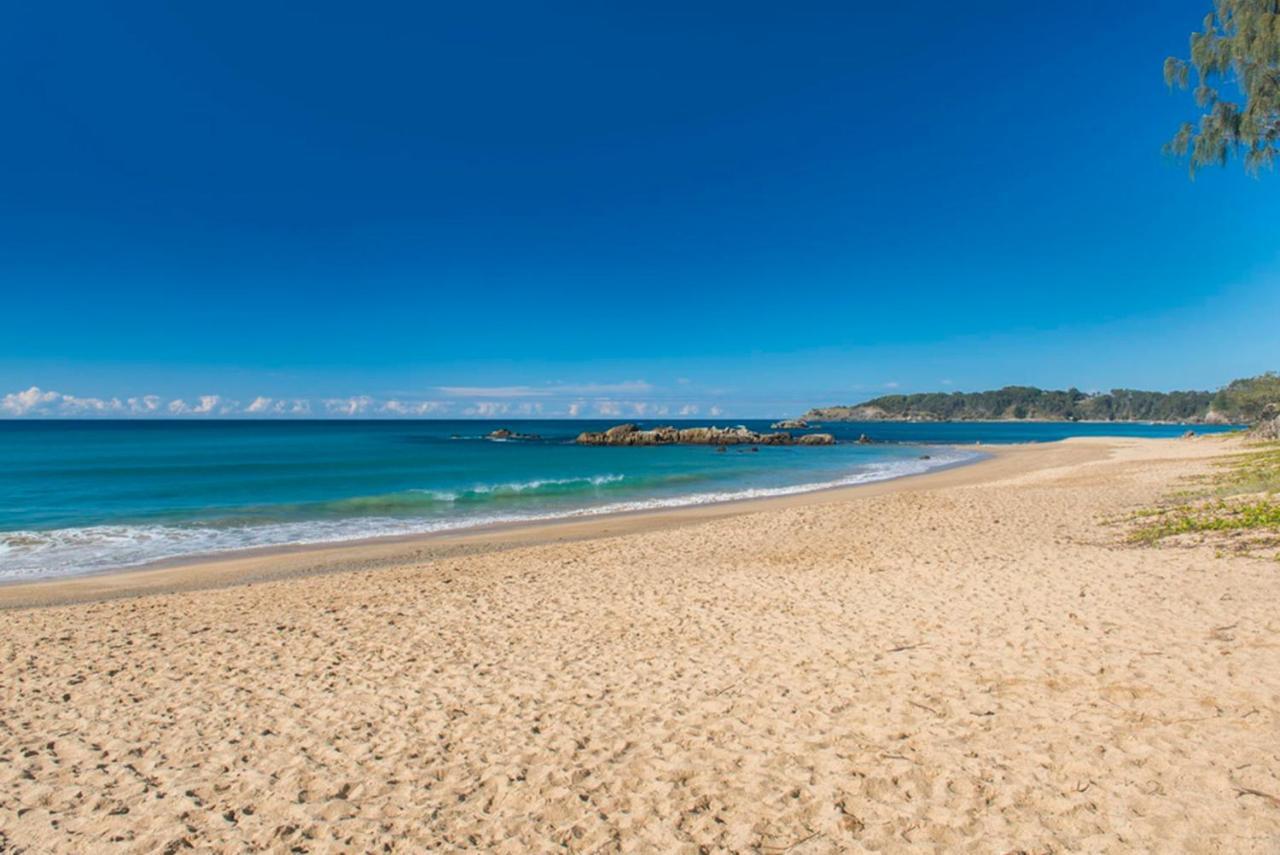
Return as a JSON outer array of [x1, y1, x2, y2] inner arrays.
[[2, 1, 1277, 417]]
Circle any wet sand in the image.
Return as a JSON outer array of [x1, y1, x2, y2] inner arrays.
[[2, 436, 1279, 852]]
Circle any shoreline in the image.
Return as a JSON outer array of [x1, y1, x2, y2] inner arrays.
[[0, 444, 984, 595], [6, 433, 1278, 852], [0, 441, 1046, 609]]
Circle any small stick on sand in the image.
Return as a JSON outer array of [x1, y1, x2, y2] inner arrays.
[[886, 642, 924, 653], [1233, 783, 1280, 808]]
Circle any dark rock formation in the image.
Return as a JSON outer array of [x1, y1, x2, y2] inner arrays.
[[575, 424, 835, 446], [856, 434, 873, 444], [488, 428, 541, 441]]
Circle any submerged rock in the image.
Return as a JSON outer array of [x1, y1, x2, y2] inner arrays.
[[856, 434, 873, 445], [576, 424, 835, 447]]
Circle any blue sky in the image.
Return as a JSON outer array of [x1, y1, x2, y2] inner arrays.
[[2, 1, 1277, 418]]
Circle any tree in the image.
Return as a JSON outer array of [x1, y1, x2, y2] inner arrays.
[[1164, 2, 1280, 175]]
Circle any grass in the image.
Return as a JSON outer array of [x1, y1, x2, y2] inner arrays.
[[1127, 441, 1280, 557]]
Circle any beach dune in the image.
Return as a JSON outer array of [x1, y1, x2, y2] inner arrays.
[[2, 437, 1278, 852]]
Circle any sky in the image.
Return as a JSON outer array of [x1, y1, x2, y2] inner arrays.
[[2, 0, 1278, 418]]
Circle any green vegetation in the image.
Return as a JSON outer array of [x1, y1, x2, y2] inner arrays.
[[805, 373, 1278, 424], [1164, 1, 1280, 175], [1211, 372, 1280, 421], [1129, 442, 1280, 555]]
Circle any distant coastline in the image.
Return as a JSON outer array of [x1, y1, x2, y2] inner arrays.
[[804, 414, 1238, 426], [804, 373, 1277, 425]]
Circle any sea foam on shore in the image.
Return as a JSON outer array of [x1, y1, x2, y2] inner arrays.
[[0, 449, 976, 580]]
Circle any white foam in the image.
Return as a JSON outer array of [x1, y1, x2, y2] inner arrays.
[[0, 450, 978, 581]]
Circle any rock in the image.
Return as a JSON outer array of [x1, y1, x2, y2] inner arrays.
[[856, 434, 873, 445], [576, 424, 835, 447], [1249, 403, 1280, 441], [605, 423, 639, 440], [1181, 430, 1196, 439], [770, 418, 809, 429], [488, 428, 541, 441], [919, 454, 932, 459]]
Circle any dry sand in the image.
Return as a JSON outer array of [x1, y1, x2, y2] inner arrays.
[[2, 436, 1279, 853]]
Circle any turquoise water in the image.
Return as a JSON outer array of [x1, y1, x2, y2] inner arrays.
[[0, 419, 1236, 580]]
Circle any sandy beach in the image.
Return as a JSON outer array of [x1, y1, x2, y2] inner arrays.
[[2, 435, 1279, 852]]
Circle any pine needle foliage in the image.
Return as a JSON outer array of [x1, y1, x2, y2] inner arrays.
[[1164, 1, 1280, 175]]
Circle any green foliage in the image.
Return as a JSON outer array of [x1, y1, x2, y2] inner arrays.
[[806, 373, 1279, 423], [1211, 371, 1280, 420], [1130, 498, 1280, 543], [1164, 2, 1280, 175], [1128, 441, 1280, 554], [1182, 442, 1280, 497]]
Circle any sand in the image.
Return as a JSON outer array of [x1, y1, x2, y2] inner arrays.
[[2, 436, 1279, 853]]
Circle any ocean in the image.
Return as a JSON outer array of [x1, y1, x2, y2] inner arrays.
[[0, 419, 1237, 581]]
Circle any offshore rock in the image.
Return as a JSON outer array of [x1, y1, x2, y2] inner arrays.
[[488, 428, 541, 441], [576, 424, 835, 446]]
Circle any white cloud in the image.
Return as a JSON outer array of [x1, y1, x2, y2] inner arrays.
[[127, 395, 161, 414], [4, 387, 674, 419], [324, 396, 374, 416], [243, 397, 310, 415], [382, 400, 449, 415], [439, 380, 652, 398], [708, 405, 723, 417], [0, 386, 128, 414], [0, 386, 61, 416], [464, 401, 509, 417], [440, 386, 541, 398], [677, 404, 699, 416], [59, 394, 124, 414], [629, 402, 669, 417], [884, 381, 901, 389], [192, 395, 224, 414]]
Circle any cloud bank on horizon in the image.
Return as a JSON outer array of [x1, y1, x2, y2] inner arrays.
[[0, 384, 725, 419]]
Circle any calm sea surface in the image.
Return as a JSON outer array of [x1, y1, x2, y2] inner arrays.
[[0, 419, 1238, 580]]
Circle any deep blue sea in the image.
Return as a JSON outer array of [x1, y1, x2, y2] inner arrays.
[[0, 419, 1238, 580]]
